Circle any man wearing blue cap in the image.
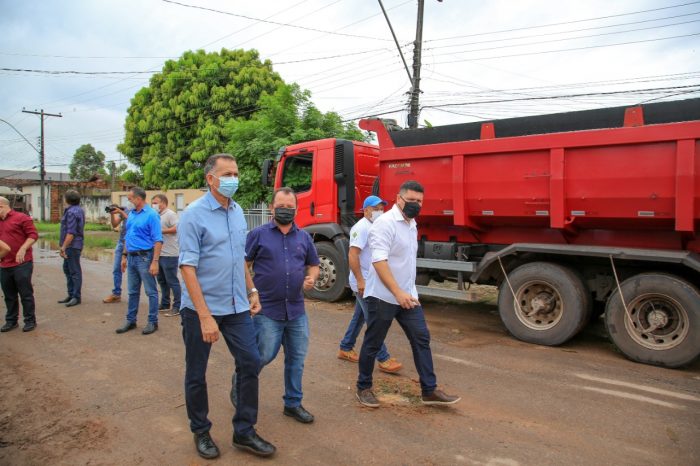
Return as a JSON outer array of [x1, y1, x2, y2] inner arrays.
[[337, 195, 402, 374]]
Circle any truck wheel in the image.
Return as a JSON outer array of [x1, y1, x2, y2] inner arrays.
[[306, 241, 349, 302], [416, 272, 431, 286], [498, 262, 591, 346], [605, 273, 700, 368]]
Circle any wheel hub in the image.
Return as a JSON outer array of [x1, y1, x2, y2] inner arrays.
[[646, 309, 669, 329], [624, 294, 688, 351], [315, 255, 336, 290], [530, 292, 555, 314], [514, 281, 563, 330]]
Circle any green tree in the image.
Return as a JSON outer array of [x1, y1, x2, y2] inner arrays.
[[117, 48, 284, 189], [105, 160, 128, 189], [225, 83, 367, 207], [69, 144, 106, 181]]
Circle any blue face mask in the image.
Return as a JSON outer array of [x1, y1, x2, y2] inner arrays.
[[214, 175, 239, 198]]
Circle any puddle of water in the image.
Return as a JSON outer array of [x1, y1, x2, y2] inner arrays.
[[36, 238, 115, 263]]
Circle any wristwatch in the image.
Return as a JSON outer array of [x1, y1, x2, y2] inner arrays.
[[247, 288, 258, 296]]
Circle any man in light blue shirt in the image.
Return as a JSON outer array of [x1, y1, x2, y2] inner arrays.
[[115, 187, 162, 335], [178, 153, 276, 459]]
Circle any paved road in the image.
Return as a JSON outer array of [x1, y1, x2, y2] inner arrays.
[[0, 249, 698, 465]]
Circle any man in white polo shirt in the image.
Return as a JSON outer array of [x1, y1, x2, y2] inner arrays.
[[356, 180, 460, 408], [337, 195, 402, 374]]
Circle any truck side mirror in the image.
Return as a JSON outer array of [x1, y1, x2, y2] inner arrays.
[[261, 159, 274, 186]]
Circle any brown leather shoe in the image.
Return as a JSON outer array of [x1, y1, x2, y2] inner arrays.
[[338, 349, 359, 363], [103, 294, 121, 303], [377, 358, 402, 374], [356, 388, 380, 408], [421, 389, 461, 405]]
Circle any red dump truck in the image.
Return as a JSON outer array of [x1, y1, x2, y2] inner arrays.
[[263, 97, 700, 368]]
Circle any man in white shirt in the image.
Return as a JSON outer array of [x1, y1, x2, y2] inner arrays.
[[338, 195, 402, 374], [356, 181, 461, 408], [151, 194, 181, 317]]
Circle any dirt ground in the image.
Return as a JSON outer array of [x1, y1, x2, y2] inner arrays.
[[0, 247, 698, 465]]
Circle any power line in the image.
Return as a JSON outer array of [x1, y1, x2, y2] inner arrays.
[[432, 31, 700, 64], [424, 13, 700, 51], [161, 0, 393, 42], [426, 1, 700, 42]]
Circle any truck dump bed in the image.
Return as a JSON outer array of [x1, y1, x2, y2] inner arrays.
[[360, 98, 700, 253]]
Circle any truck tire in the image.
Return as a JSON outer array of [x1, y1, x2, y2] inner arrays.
[[306, 241, 349, 302], [498, 262, 591, 346], [605, 273, 700, 368]]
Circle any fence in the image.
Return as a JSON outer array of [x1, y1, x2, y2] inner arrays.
[[243, 203, 271, 231]]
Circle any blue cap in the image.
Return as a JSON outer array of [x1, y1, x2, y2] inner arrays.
[[363, 195, 387, 209]]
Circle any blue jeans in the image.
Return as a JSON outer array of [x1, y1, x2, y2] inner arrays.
[[254, 313, 309, 408], [357, 297, 437, 396], [339, 294, 390, 362], [62, 247, 82, 299], [112, 241, 124, 296], [157, 256, 181, 310], [181, 308, 260, 437], [125, 251, 159, 324]]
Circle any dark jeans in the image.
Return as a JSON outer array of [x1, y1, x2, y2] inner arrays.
[[357, 297, 437, 396], [126, 251, 159, 324], [339, 294, 390, 362], [181, 308, 261, 437], [1, 261, 36, 325], [157, 256, 181, 310], [112, 241, 124, 296], [62, 247, 82, 299]]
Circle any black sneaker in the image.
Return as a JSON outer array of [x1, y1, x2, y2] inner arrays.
[[421, 389, 461, 405], [232, 432, 276, 457], [142, 322, 158, 335], [1, 322, 18, 333], [115, 322, 136, 334], [356, 388, 380, 408], [194, 431, 220, 459], [22, 322, 36, 332]]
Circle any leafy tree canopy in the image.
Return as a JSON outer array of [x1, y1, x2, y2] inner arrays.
[[117, 48, 284, 189], [225, 83, 367, 208], [69, 143, 106, 181]]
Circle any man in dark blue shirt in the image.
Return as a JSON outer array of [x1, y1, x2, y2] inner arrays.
[[58, 190, 85, 308], [243, 187, 320, 424], [115, 187, 163, 335]]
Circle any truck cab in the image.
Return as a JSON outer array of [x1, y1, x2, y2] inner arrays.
[[264, 138, 380, 301]]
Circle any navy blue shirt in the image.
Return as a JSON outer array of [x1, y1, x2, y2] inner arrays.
[[60, 205, 85, 250], [245, 221, 319, 321]]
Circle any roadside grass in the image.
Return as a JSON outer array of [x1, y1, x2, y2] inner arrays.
[[35, 222, 112, 233], [40, 232, 116, 249]]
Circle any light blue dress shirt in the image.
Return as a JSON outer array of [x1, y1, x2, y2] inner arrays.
[[178, 191, 250, 315]]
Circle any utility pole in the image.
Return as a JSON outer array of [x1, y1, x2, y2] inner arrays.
[[22, 108, 62, 222], [408, 0, 425, 129]]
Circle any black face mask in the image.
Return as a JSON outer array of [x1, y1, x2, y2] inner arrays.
[[401, 199, 421, 219], [274, 207, 296, 225]]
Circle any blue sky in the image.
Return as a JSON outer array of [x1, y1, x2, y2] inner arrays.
[[1, 0, 698, 173]]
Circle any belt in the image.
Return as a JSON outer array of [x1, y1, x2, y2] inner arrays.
[[127, 248, 153, 256]]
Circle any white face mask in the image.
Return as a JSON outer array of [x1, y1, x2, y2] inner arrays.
[[151, 204, 160, 212], [370, 210, 383, 222]]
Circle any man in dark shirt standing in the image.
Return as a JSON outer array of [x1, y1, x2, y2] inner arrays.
[[243, 187, 320, 424], [58, 190, 85, 308], [0, 196, 38, 332]]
